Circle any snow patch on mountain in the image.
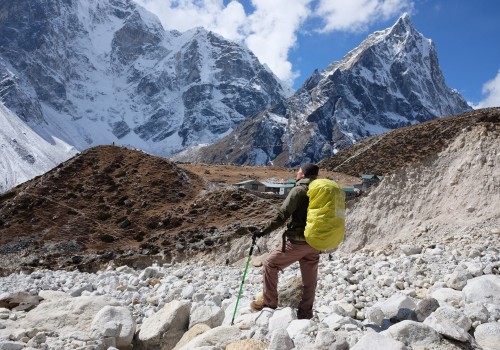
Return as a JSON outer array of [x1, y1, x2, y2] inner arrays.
[[0, 103, 78, 193], [0, 0, 290, 161]]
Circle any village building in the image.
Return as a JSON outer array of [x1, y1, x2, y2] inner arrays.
[[235, 174, 378, 200], [234, 179, 296, 197], [341, 187, 358, 200], [233, 180, 266, 192], [360, 174, 384, 191]]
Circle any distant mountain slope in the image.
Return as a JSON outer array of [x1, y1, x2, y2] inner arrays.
[[0, 102, 77, 193], [178, 14, 472, 166], [0, 0, 290, 157], [319, 107, 499, 177]]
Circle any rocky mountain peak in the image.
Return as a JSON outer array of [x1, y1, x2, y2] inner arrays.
[[0, 0, 291, 190], [390, 12, 414, 34], [176, 14, 472, 167]]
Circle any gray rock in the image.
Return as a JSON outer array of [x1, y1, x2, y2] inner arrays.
[[18, 295, 120, 338], [382, 320, 441, 346], [0, 292, 40, 310], [137, 300, 191, 350], [315, 329, 349, 350], [392, 308, 418, 322], [69, 284, 93, 297], [268, 328, 294, 350], [423, 306, 472, 342], [365, 306, 385, 326], [401, 245, 422, 256], [376, 294, 416, 318], [415, 297, 440, 322], [90, 305, 136, 348], [176, 326, 241, 350], [221, 298, 251, 326], [428, 287, 463, 308], [351, 332, 409, 350], [464, 302, 489, 324], [38, 290, 71, 302], [473, 322, 500, 350], [445, 267, 473, 290], [269, 307, 296, 333], [0, 341, 26, 350], [189, 305, 224, 329], [286, 319, 317, 339], [181, 285, 195, 300], [463, 275, 500, 305]]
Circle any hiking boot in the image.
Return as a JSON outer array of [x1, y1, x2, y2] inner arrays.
[[297, 308, 313, 320], [250, 299, 276, 311], [297, 313, 313, 320]]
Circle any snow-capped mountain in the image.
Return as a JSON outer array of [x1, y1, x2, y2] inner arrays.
[[0, 102, 77, 193], [0, 0, 290, 158], [177, 14, 472, 166]]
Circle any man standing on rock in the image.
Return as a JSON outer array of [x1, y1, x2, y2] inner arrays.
[[251, 163, 320, 319]]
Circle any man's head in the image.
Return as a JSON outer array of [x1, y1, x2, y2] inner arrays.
[[297, 163, 319, 179]]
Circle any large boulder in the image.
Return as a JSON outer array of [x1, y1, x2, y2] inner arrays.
[[473, 322, 500, 350], [0, 292, 40, 310], [423, 306, 472, 342], [374, 294, 416, 318], [172, 323, 211, 350], [137, 300, 190, 350], [268, 328, 294, 350], [90, 305, 136, 348], [382, 320, 441, 346], [269, 307, 296, 333], [428, 287, 463, 308], [463, 275, 500, 305], [188, 304, 224, 329], [18, 296, 120, 338]]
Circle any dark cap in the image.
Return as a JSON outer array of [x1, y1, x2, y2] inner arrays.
[[300, 163, 319, 177]]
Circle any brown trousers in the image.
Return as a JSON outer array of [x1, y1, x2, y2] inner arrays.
[[263, 241, 320, 319]]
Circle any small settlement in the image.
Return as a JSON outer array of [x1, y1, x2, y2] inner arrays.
[[234, 174, 383, 200]]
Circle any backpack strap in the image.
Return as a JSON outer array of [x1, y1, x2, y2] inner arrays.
[[281, 232, 287, 255]]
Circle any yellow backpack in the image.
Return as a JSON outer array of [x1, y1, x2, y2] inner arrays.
[[304, 179, 345, 250]]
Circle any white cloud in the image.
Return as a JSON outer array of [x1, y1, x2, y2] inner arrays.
[[134, 0, 248, 41], [476, 70, 500, 108], [133, 0, 413, 85], [315, 0, 413, 32], [244, 0, 312, 85]]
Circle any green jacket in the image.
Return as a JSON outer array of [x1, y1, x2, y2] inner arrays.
[[261, 177, 313, 241]]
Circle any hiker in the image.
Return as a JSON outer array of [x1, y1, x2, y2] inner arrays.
[[251, 163, 320, 319]]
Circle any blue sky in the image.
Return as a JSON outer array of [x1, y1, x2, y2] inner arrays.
[[136, 0, 500, 108]]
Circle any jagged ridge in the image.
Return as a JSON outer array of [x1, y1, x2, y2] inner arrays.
[[182, 14, 472, 167]]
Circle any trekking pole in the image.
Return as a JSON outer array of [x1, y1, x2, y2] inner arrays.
[[231, 233, 258, 326]]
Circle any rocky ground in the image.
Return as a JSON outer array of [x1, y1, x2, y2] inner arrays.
[[0, 232, 499, 349]]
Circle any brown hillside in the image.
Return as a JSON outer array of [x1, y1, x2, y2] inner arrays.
[[0, 146, 356, 275], [319, 107, 500, 176]]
